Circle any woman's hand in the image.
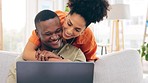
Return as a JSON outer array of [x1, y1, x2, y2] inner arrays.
[[35, 50, 61, 61], [48, 58, 72, 62]]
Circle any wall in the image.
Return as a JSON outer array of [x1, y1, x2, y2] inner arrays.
[[0, 0, 2, 50]]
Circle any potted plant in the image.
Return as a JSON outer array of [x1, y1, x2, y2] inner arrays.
[[138, 42, 148, 61]]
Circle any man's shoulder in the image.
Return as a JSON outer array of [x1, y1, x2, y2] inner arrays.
[[60, 43, 82, 53], [64, 43, 79, 50], [58, 43, 83, 56]]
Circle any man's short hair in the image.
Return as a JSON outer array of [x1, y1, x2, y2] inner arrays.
[[34, 10, 59, 29]]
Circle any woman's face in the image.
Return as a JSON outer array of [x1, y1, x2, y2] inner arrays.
[[62, 13, 86, 39]]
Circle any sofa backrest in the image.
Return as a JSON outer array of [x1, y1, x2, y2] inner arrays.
[[0, 50, 143, 83], [94, 49, 143, 83], [0, 51, 20, 83]]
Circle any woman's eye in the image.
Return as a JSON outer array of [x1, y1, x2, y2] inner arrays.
[[75, 28, 81, 32], [67, 22, 71, 26]]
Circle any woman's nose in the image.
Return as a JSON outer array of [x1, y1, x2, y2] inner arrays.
[[66, 27, 73, 35]]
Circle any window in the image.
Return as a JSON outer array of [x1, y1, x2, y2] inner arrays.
[[2, 0, 26, 52], [1, 0, 67, 52], [93, 0, 148, 55]]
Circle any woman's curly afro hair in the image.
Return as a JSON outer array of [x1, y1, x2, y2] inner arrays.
[[68, 0, 110, 27]]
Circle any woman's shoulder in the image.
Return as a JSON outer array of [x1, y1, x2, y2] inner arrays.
[[83, 28, 93, 35], [81, 28, 94, 38], [55, 10, 68, 16], [76, 28, 95, 44]]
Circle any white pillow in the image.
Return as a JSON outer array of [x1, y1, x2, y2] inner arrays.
[[93, 49, 143, 83]]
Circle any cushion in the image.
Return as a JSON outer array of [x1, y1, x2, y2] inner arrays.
[[0, 51, 19, 83], [94, 49, 143, 83]]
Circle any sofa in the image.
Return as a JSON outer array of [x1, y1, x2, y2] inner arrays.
[[0, 51, 20, 83], [94, 49, 148, 83], [0, 49, 148, 83]]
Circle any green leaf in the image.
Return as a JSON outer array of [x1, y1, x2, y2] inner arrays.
[[137, 49, 140, 53], [142, 52, 145, 57], [146, 47, 148, 54], [65, 6, 70, 12], [146, 43, 148, 48], [139, 43, 148, 60], [142, 45, 146, 51], [145, 54, 148, 61]]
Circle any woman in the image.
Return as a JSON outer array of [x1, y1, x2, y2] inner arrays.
[[22, 0, 110, 62]]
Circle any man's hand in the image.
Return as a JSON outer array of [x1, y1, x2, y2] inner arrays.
[[35, 50, 61, 61]]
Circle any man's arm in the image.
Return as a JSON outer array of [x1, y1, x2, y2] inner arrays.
[[73, 28, 98, 62]]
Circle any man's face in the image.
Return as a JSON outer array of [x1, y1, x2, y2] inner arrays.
[[36, 17, 62, 50]]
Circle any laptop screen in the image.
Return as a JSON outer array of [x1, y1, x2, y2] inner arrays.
[[16, 61, 94, 83]]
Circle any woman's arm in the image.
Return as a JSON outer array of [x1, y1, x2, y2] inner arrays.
[[22, 41, 38, 61], [73, 28, 99, 62], [22, 30, 62, 61], [48, 58, 72, 62], [22, 30, 40, 61]]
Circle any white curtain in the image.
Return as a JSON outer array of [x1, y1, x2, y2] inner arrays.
[[1, 0, 68, 52], [94, 0, 148, 55]]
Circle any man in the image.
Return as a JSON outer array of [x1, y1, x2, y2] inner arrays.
[[7, 10, 86, 83], [33, 10, 86, 62]]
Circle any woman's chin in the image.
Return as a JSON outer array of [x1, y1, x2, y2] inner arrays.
[[63, 35, 72, 39]]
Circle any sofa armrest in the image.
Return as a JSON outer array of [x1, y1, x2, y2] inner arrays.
[[0, 51, 20, 83], [94, 49, 143, 83]]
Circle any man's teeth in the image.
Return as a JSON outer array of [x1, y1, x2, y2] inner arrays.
[[51, 40, 58, 43]]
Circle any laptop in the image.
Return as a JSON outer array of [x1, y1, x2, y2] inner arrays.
[[16, 61, 94, 83]]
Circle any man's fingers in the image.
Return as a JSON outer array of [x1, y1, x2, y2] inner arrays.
[[37, 50, 61, 61], [44, 52, 49, 61], [38, 52, 44, 61], [40, 54, 43, 61], [42, 51, 47, 61]]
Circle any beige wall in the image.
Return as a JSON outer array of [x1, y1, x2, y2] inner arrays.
[[144, 2, 148, 20], [0, 0, 2, 50]]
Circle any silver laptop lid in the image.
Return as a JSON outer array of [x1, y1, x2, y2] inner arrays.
[[16, 61, 94, 83]]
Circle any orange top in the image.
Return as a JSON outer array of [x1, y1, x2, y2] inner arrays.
[[29, 10, 98, 61]]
